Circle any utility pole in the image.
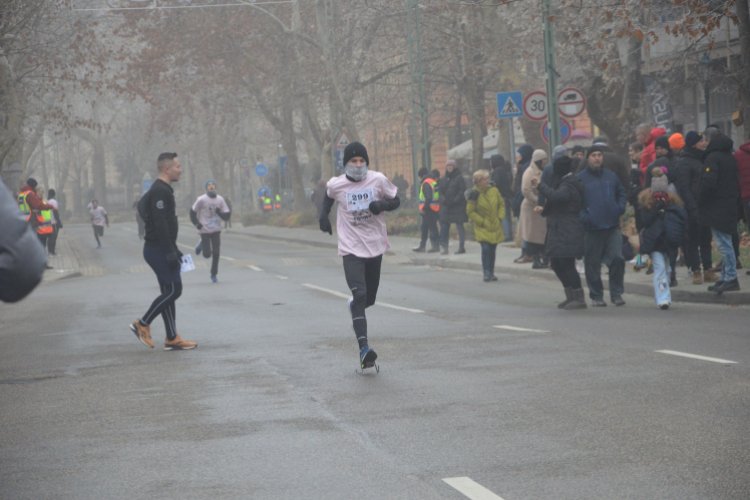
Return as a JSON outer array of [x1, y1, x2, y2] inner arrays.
[[406, 0, 428, 190], [543, 0, 561, 148]]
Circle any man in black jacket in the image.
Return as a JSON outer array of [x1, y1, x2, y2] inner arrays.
[[699, 128, 741, 293], [130, 153, 197, 351], [439, 160, 468, 254], [675, 131, 717, 284], [491, 154, 514, 240]]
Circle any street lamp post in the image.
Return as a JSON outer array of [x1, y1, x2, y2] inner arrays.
[[699, 52, 713, 127]]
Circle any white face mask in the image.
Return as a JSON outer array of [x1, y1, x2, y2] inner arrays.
[[345, 163, 368, 181]]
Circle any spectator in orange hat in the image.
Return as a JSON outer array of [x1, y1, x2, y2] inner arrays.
[[669, 133, 685, 156]]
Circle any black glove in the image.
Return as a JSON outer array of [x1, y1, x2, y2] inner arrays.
[[166, 251, 181, 270], [655, 199, 666, 211], [215, 207, 222, 215], [368, 200, 385, 215], [195, 222, 203, 230], [319, 217, 332, 235]]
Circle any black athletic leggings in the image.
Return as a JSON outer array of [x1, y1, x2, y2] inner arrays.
[[200, 232, 221, 276], [93, 225, 104, 246], [550, 257, 581, 289], [343, 254, 383, 347], [142, 247, 182, 341]]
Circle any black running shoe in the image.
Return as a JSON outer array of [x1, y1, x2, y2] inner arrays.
[[359, 345, 377, 369]]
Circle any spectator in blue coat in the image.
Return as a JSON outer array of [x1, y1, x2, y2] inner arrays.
[[577, 145, 628, 307]]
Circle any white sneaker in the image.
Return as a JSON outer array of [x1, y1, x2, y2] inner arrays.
[[659, 302, 670, 310]]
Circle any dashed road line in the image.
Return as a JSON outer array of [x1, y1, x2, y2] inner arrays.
[[443, 477, 505, 500], [248, 265, 263, 271], [493, 325, 549, 333], [276, 275, 289, 280], [655, 350, 737, 364], [302, 283, 424, 313]]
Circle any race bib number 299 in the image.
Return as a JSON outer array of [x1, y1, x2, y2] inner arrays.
[[345, 188, 374, 212]]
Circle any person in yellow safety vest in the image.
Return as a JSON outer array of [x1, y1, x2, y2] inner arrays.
[[274, 193, 281, 210], [262, 194, 273, 211], [413, 167, 441, 252], [35, 187, 54, 242], [17, 178, 55, 244]]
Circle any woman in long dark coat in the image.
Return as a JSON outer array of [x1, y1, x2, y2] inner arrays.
[[439, 160, 468, 254], [533, 156, 587, 310]]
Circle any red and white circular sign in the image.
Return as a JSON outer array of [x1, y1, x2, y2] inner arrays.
[[523, 91, 548, 121], [557, 88, 586, 118]]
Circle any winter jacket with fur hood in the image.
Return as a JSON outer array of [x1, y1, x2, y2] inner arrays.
[[638, 188, 687, 254]]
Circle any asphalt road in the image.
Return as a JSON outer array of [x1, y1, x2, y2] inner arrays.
[[1, 222, 749, 500]]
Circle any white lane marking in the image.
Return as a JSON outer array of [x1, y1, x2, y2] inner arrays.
[[302, 283, 350, 299], [493, 325, 549, 333], [376, 302, 424, 314], [248, 265, 263, 271], [276, 275, 289, 280], [655, 350, 737, 364], [302, 283, 424, 313], [443, 477, 505, 500], [222, 256, 236, 261]]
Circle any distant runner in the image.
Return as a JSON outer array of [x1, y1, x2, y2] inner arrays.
[[89, 199, 108, 249], [130, 152, 197, 351], [190, 180, 231, 283], [318, 141, 400, 371]]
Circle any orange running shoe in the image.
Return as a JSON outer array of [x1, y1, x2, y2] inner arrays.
[[130, 320, 154, 348], [164, 335, 197, 351]]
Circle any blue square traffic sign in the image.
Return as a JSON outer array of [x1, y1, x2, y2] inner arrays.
[[497, 91, 523, 118]]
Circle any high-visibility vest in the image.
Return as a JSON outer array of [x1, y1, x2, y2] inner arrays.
[[18, 190, 47, 228], [18, 190, 32, 214], [37, 201, 53, 234], [262, 196, 272, 210], [275, 194, 281, 210], [418, 178, 440, 212]]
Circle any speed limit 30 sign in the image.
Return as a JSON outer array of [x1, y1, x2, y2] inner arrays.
[[523, 91, 548, 121]]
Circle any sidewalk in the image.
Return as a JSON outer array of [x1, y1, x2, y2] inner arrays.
[[225, 224, 750, 305]]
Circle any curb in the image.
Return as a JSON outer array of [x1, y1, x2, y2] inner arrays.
[[229, 227, 750, 305]]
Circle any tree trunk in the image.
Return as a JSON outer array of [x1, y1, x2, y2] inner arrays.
[[736, 0, 750, 113]]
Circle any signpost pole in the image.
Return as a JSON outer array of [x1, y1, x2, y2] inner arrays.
[[508, 117, 515, 163], [543, 0, 561, 148]]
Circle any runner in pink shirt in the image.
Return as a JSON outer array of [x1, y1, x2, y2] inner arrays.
[[319, 141, 400, 372], [190, 180, 231, 283]]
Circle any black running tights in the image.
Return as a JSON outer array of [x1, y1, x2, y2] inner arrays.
[[200, 232, 221, 276], [343, 254, 383, 348]]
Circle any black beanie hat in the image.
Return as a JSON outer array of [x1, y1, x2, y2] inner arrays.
[[418, 167, 428, 177], [552, 156, 573, 177], [26, 178, 38, 189], [490, 154, 505, 168], [571, 145, 585, 155], [586, 145, 605, 159], [654, 135, 671, 150], [343, 141, 369, 167]]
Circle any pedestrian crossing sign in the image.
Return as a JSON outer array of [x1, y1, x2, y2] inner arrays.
[[497, 91, 523, 118]]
